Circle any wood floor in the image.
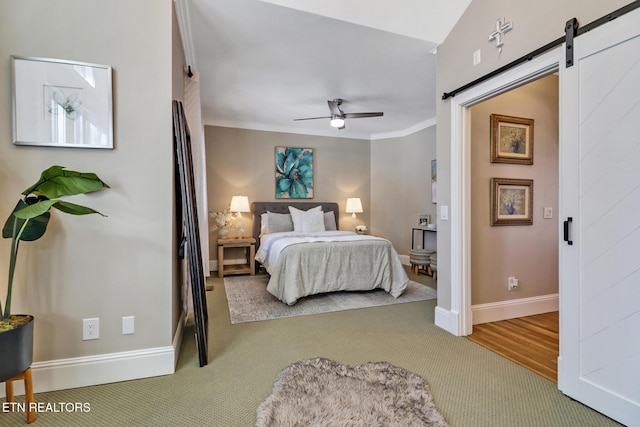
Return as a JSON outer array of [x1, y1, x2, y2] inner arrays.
[[466, 311, 559, 382]]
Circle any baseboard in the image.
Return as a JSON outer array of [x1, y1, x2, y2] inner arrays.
[[398, 254, 410, 266], [2, 313, 186, 398], [434, 305, 460, 336], [471, 293, 559, 325]]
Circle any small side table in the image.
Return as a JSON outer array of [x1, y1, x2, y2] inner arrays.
[[217, 237, 256, 278]]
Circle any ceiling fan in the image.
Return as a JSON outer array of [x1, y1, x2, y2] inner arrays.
[[294, 99, 383, 130]]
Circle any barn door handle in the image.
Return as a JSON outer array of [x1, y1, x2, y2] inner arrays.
[[564, 217, 573, 245]]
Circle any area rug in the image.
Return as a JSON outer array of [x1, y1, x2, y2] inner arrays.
[[224, 275, 437, 324], [256, 358, 449, 427]]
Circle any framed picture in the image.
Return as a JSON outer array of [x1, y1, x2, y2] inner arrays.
[[275, 146, 314, 199], [490, 178, 533, 226], [417, 214, 430, 227], [11, 56, 113, 149], [490, 114, 533, 165]]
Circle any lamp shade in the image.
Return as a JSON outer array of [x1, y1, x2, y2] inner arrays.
[[229, 195, 250, 213], [345, 197, 363, 214]]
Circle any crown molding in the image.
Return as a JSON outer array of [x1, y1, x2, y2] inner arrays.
[[204, 117, 437, 141], [370, 117, 436, 140], [174, 0, 197, 69]]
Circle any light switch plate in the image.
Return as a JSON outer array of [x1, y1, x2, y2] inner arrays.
[[440, 205, 449, 221], [543, 207, 553, 219], [473, 49, 481, 65], [122, 316, 135, 335]]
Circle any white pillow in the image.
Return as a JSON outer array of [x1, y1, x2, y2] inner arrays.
[[288, 205, 325, 232], [260, 213, 269, 236]]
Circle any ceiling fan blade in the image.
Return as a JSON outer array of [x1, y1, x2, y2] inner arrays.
[[293, 116, 331, 121], [343, 112, 384, 119], [327, 99, 343, 116]]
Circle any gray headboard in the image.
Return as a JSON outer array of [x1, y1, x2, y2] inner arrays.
[[251, 202, 339, 243]]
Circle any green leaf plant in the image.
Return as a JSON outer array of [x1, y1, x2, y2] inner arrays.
[[1, 166, 109, 321]]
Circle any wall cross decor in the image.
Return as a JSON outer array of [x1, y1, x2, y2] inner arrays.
[[488, 17, 513, 50]]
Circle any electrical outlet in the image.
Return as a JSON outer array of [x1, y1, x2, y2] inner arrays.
[[508, 277, 519, 291], [83, 318, 100, 340]]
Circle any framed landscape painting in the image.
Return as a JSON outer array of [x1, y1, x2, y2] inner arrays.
[[275, 146, 314, 199], [490, 114, 534, 165], [490, 177, 533, 226]]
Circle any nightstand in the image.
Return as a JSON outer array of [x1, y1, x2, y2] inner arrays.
[[217, 237, 256, 278]]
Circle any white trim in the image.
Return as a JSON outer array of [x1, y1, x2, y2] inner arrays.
[[447, 47, 562, 337], [472, 293, 559, 325], [207, 119, 372, 140], [2, 312, 186, 398], [206, 116, 437, 142], [398, 254, 410, 266], [370, 117, 436, 140], [434, 305, 459, 335], [174, 0, 197, 69]]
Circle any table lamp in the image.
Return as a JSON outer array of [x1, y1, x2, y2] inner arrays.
[[345, 197, 363, 230], [229, 195, 250, 237]]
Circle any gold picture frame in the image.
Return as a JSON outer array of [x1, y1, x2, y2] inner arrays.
[[490, 178, 533, 226], [490, 114, 534, 165]]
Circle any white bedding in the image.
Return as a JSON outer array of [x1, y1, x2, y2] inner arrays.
[[255, 231, 409, 305]]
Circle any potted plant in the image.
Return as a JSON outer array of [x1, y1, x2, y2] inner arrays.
[[0, 165, 109, 382]]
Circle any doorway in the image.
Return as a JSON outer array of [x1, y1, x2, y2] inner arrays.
[[444, 47, 561, 337], [465, 75, 560, 379]]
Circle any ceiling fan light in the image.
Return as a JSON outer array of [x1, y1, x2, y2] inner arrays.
[[330, 116, 345, 128]]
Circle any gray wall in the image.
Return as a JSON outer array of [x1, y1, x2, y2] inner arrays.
[[371, 126, 437, 255], [435, 0, 631, 311], [470, 75, 559, 305], [0, 0, 178, 363], [205, 126, 371, 260]]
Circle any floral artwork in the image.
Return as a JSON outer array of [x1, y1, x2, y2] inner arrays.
[[490, 178, 533, 225], [46, 86, 83, 120], [275, 147, 314, 199], [499, 188, 525, 215], [490, 114, 534, 165]]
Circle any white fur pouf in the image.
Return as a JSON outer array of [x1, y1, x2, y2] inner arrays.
[[256, 358, 449, 427]]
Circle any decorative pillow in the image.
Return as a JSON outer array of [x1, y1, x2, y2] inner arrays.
[[260, 213, 269, 236], [288, 205, 325, 232], [267, 212, 294, 234], [323, 211, 337, 231]]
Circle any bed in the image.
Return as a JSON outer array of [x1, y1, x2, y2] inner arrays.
[[252, 202, 409, 305]]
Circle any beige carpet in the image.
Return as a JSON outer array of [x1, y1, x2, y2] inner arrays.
[[224, 275, 437, 324]]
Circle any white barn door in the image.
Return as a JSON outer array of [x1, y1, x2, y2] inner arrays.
[[559, 8, 640, 426]]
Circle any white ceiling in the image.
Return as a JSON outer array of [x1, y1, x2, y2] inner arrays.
[[177, 0, 471, 140]]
